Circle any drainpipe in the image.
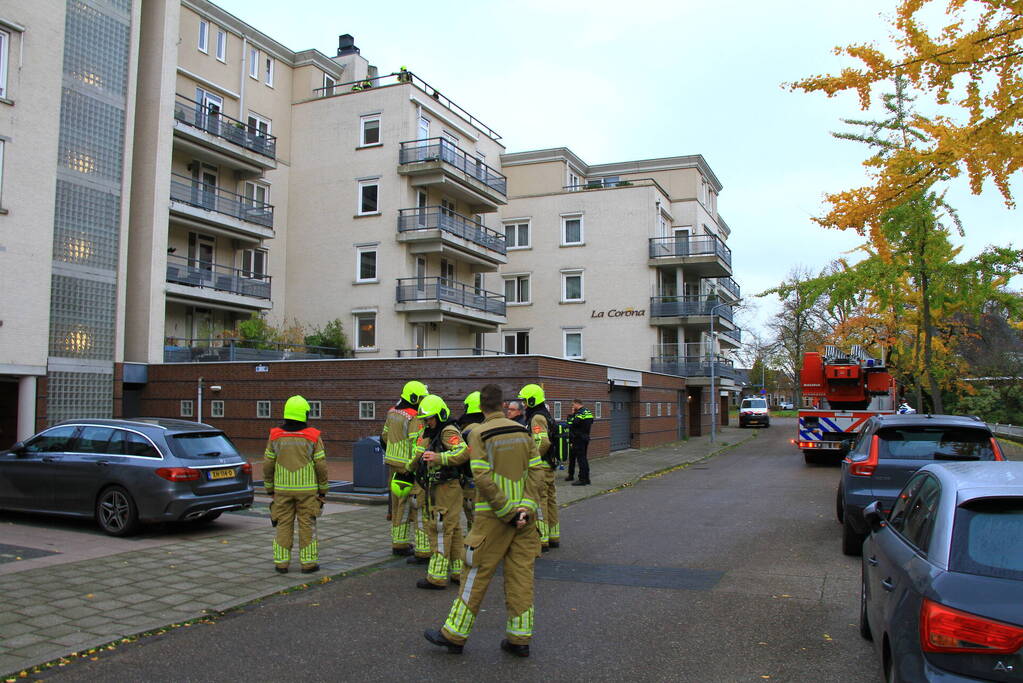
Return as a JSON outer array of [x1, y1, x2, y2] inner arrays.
[[197, 376, 204, 424], [239, 36, 247, 119]]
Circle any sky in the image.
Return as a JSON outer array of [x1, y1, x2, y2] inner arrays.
[[215, 0, 1020, 340]]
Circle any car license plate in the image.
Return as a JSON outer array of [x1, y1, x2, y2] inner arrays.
[[208, 468, 235, 480]]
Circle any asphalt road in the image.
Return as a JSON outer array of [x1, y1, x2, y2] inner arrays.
[[44, 421, 879, 682]]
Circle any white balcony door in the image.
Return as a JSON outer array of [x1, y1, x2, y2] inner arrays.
[[417, 115, 430, 161], [417, 191, 428, 227], [197, 89, 223, 133]]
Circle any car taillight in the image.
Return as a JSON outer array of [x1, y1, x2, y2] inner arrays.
[[991, 438, 1005, 461], [240, 462, 253, 475], [155, 467, 201, 482], [849, 435, 879, 477], [921, 598, 1023, 654]]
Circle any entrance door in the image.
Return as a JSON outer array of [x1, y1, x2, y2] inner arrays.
[[688, 387, 703, 437], [609, 387, 632, 451], [677, 391, 686, 440]]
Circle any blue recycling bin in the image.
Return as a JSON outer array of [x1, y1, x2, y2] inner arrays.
[[353, 435, 387, 493]]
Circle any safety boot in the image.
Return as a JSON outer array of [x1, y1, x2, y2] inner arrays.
[[424, 629, 463, 654], [407, 555, 429, 565], [500, 639, 530, 657], [416, 578, 446, 590], [393, 546, 413, 556]]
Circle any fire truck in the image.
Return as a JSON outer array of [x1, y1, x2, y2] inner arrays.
[[795, 345, 897, 464]]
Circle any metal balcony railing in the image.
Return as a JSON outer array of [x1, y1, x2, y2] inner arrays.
[[715, 276, 741, 299], [649, 235, 731, 266], [651, 356, 737, 380], [173, 94, 277, 159], [170, 173, 274, 228], [395, 347, 510, 358], [398, 207, 506, 255], [398, 138, 507, 196], [165, 254, 271, 300], [164, 338, 346, 363], [395, 277, 506, 316], [720, 327, 742, 344], [650, 295, 733, 321]]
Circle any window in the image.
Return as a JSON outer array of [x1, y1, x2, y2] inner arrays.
[[667, 403, 672, 416], [504, 222, 530, 249], [210, 400, 225, 418], [899, 476, 941, 553], [120, 431, 161, 458], [567, 170, 581, 190], [553, 402, 562, 420], [241, 248, 267, 279], [198, 20, 209, 53], [359, 401, 375, 420], [264, 55, 274, 86], [322, 73, 336, 96], [355, 312, 376, 349], [646, 403, 651, 417], [503, 331, 529, 354], [356, 245, 377, 282], [244, 181, 269, 207], [0, 140, 5, 208], [595, 402, 602, 419], [562, 271, 583, 302], [358, 179, 379, 215], [216, 29, 227, 61], [247, 113, 271, 138], [248, 47, 258, 79], [181, 400, 194, 417], [562, 215, 583, 245], [23, 426, 77, 453], [504, 274, 530, 304], [360, 116, 381, 146], [78, 426, 115, 453], [0, 30, 9, 99], [440, 198, 455, 218], [657, 403, 663, 417], [257, 400, 271, 418], [564, 330, 582, 358], [308, 401, 322, 419]]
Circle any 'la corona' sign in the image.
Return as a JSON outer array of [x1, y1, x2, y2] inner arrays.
[[591, 307, 646, 319]]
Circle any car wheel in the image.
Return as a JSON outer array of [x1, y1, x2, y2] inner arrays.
[[96, 485, 140, 537], [859, 569, 873, 640], [836, 488, 845, 523], [842, 515, 864, 556]]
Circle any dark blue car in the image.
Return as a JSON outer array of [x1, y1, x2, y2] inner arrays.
[[859, 461, 1023, 682]]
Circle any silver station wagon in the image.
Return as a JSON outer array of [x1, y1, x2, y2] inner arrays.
[[0, 418, 254, 536]]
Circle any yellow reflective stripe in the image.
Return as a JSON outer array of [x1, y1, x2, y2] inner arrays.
[[312, 450, 325, 460], [521, 498, 538, 512], [272, 463, 318, 490], [264, 449, 276, 458], [440, 441, 467, 465], [528, 455, 543, 467]]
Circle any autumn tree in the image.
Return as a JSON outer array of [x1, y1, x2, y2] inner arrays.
[[763, 266, 828, 407]]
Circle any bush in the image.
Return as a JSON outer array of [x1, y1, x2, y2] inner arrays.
[[304, 318, 350, 356]]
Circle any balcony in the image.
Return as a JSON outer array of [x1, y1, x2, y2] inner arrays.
[[651, 355, 737, 382], [169, 173, 274, 241], [648, 235, 732, 277], [398, 138, 507, 212], [395, 347, 510, 358], [164, 338, 347, 363], [713, 276, 741, 301], [173, 94, 277, 171], [395, 276, 506, 329], [719, 327, 742, 348], [649, 295, 737, 329], [397, 207, 506, 269], [165, 254, 271, 310]]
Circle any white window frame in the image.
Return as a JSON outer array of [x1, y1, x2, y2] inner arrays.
[[215, 29, 227, 62], [356, 244, 378, 283], [354, 311, 377, 350], [248, 47, 259, 79], [503, 220, 530, 249], [503, 274, 530, 305], [0, 140, 5, 208], [360, 115, 381, 147], [503, 330, 529, 355], [563, 329, 583, 359], [244, 180, 270, 206], [264, 55, 274, 87], [667, 403, 672, 416], [246, 112, 271, 140], [657, 403, 663, 417], [257, 400, 271, 418], [308, 400, 322, 419], [198, 20, 209, 53], [180, 400, 194, 417], [322, 72, 336, 96], [553, 402, 562, 420], [595, 402, 602, 419], [210, 400, 225, 418], [359, 401, 375, 420], [561, 214, 584, 246], [357, 179, 380, 215], [240, 247, 268, 280], [567, 169, 581, 191], [0, 30, 9, 100], [561, 270, 584, 303]]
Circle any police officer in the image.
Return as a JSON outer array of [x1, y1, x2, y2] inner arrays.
[[456, 391, 484, 531], [412, 395, 469, 589], [264, 395, 328, 574], [381, 380, 427, 558], [518, 383, 559, 549], [567, 399, 594, 485], [424, 383, 544, 657]]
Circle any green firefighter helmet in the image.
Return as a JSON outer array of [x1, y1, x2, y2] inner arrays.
[[418, 394, 450, 422], [283, 395, 311, 422], [390, 471, 414, 499], [463, 390, 481, 414], [518, 383, 545, 408], [401, 380, 429, 406]]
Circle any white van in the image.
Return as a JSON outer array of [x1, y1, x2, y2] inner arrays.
[[739, 397, 770, 428]]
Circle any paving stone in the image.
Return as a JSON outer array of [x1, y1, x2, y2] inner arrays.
[[53, 631, 106, 648], [1, 633, 47, 649], [25, 613, 68, 629], [0, 622, 34, 639]]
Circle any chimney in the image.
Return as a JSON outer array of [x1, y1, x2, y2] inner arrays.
[[337, 34, 359, 56]]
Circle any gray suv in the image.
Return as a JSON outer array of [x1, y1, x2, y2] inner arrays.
[[836, 414, 1003, 555], [0, 418, 254, 536]]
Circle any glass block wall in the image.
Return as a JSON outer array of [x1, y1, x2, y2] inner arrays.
[[46, 0, 132, 424]]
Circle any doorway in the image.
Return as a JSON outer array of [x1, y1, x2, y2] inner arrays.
[[687, 386, 703, 437]]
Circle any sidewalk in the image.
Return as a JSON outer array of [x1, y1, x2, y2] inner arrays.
[[0, 425, 754, 678]]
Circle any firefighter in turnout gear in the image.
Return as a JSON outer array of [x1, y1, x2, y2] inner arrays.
[[456, 390, 484, 531], [412, 395, 469, 589], [263, 395, 329, 574], [381, 380, 427, 557], [424, 383, 544, 657], [519, 383, 559, 549]]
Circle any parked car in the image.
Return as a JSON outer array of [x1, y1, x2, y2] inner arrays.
[[739, 397, 770, 428], [836, 413, 1003, 555], [778, 401, 794, 411], [0, 418, 253, 536], [859, 461, 1023, 682]]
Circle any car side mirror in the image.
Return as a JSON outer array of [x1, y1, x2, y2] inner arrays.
[[5, 441, 25, 455], [863, 500, 886, 532]]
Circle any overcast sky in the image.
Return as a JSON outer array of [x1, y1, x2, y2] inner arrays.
[[215, 0, 1020, 339]]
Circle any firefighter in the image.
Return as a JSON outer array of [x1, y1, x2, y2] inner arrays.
[[264, 395, 329, 574], [567, 399, 594, 485], [424, 383, 544, 657], [456, 390, 484, 531], [381, 380, 427, 557], [412, 394, 469, 589], [518, 383, 559, 549]]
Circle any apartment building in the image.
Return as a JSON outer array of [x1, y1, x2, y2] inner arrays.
[[499, 149, 741, 430]]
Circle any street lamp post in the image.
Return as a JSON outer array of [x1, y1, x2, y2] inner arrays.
[[710, 299, 741, 443]]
